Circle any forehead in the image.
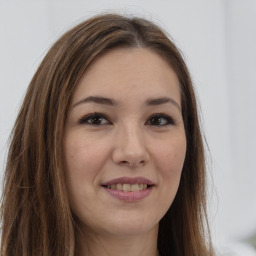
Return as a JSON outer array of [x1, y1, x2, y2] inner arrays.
[[72, 47, 181, 106]]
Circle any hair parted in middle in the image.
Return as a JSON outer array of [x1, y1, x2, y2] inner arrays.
[[1, 13, 213, 256]]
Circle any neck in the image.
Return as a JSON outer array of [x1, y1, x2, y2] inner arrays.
[[77, 226, 159, 256]]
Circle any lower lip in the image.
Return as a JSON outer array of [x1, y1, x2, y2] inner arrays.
[[102, 186, 153, 201]]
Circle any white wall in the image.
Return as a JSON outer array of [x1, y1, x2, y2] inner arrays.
[[0, 0, 255, 254]]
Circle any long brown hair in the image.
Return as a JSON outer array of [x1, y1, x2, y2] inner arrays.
[[1, 14, 214, 256]]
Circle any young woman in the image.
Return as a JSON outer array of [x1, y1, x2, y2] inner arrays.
[[1, 14, 214, 256]]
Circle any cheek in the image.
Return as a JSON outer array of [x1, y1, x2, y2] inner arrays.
[[147, 135, 186, 220], [64, 133, 108, 178], [63, 133, 110, 214], [156, 136, 186, 175], [63, 133, 109, 205], [153, 134, 186, 198]]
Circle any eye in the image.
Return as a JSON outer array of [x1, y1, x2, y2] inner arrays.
[[146, 114, 175, 126], [79, 113, 111, 125]]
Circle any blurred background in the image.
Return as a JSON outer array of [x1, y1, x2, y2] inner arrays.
[[0, 0, 255, 255]]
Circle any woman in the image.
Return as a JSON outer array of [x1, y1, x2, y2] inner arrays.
[[1, 14, 214, 256]]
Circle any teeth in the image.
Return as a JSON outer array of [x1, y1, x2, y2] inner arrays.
[[131, 184, 139, 192], [123, 184, 130, 191], [116, 183, 122, 190], [106, 183, 148, 191]]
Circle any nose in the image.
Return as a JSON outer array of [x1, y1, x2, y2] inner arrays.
[[112, 124, 150, 168]]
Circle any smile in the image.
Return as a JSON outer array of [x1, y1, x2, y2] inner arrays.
[[104, 183, 149, 191], [101, 177, 154, 201]]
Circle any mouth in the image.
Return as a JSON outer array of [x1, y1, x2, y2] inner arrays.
[[102, 183, 153, 192], [101, 177, 154, 201]]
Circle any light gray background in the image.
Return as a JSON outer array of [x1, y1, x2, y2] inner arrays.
[[0, 1, 256, 255]]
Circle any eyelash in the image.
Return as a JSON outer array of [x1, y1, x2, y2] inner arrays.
[[146, 113, 176, 126], [79, 113, 111, 125], [78, 112, 176, 127]]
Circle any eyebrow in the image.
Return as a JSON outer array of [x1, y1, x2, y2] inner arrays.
[[72, 96, 181, 111], [146, 97, 181, 110], [72, 96, 117, 108]]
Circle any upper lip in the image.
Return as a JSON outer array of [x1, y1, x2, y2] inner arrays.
[[102, 176, 154, 186]]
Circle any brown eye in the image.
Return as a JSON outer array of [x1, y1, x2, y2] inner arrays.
[[146, 114, 175, 126], [79, 113, 111, 125]]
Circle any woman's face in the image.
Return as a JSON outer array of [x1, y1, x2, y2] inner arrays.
[[64, 48, 186, 238]]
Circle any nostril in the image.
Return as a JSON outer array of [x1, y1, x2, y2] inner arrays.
[[120, 160, 129, 165], [120, 160, 146, 167]]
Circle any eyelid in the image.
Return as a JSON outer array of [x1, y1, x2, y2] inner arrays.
[[78, 112, 112, 125], [146, 113, 176, 126], [78, 112, 176, 126]]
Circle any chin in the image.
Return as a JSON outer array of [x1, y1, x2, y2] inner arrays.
[[99, 213, 160, 237]]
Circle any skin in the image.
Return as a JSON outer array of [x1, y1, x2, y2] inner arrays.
[[64, 47, 187, 256]]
